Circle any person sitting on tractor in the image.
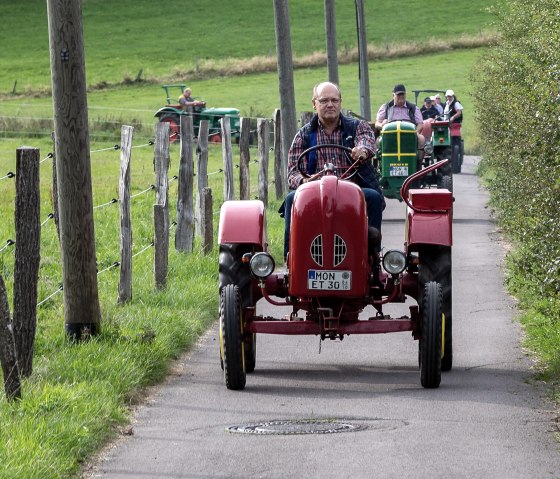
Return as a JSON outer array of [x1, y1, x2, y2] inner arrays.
[[421, 96, 439, 120], [178, 88, 194, 110], [433, 94, 444, 114], [282, 81, 385, 260], [443, 89, 463, 151], [374, 84, 425, 150]]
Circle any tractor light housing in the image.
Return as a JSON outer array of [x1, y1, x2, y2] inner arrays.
[[250, 252, 275, 279], [382, 250, 407, 275], [424, 142, 433, 156]]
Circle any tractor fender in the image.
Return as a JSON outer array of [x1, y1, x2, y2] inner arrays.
[[155, 106, 182, 118], [218, 200, 265, 247], [406, 189, 452, 249]]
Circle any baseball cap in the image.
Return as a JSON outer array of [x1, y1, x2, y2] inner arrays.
[[445, 89, 455, 97], [430, 96, 437, 101], [435, 94, 441, 99], [424, 96, 432, 102], [393, 84, 406, 94]]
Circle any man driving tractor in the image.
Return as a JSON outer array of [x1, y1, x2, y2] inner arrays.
[[283, 81, 385, 260]]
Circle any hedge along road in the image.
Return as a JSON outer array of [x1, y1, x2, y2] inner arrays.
[[88, 157, 559, 479]]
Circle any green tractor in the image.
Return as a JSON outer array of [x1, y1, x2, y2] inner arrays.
[[154, 84, 241, 143], [413, 89, 463, 175]]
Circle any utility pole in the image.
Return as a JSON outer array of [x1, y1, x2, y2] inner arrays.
[[355, 0, 371, 119], [273, 0, 298, 179], [47, 0, 101, 339], [324, 0, 339, 86]]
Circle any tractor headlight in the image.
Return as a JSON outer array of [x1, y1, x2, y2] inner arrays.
[[424, 142, 433, 156], [382, 250, 407, 275], [249, 252, 275, 279]]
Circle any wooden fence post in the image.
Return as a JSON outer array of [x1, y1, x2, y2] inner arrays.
[[153, 122, 170, 290], [239, 118, 251, 200], [300, 111, 313, 127], [12, 147, 40, 377], [175, 115, 194, 252], [0, 276, 21, 401], [196, 120, 210, 237], [273, 109, 285, 199], [221, 117, 234, 201], [257, 118, 270, 207], [50, 132, 60, 242], [118, 125, 134, 304], [201, 187, 213, 254]]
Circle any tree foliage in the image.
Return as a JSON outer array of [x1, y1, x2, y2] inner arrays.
[[472, 0, 560, 376]]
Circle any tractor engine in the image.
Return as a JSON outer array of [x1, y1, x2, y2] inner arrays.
[[288, 176, 369, 298]]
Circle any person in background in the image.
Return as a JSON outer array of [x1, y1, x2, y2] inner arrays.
[[433, 93, 444, 114], [375, 84, 425, 149], [443, 89, 464, 151], [283, 81, 385, 260], [178, 88, 194, 110], [421, 97, 439, 120]]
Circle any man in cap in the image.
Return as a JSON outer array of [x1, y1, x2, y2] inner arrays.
[[421, 96, 439, 120], [375, 83, 425, 149]]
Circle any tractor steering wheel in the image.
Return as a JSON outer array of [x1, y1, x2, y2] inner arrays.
[[296, 144, 362, 182]]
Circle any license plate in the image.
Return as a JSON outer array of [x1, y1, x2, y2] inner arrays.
[[390, 166, 408, 177], [308, 270, 351, 290]]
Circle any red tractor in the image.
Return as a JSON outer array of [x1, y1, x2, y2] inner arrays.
[[218, 145, 453, 390]]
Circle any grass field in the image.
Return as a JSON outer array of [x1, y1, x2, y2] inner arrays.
[[1, 0, 494, 92], [0, 1, 498, 477]]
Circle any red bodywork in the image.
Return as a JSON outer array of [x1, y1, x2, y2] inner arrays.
[[219, 162, 452, 340]]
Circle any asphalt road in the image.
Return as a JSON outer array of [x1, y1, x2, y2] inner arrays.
[[88, 157, 559, 479]]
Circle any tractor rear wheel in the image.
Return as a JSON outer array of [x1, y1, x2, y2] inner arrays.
[[220, 285, 246, 390], [452, 144, 461, 174], [439, 174, 453, 193], [159, 114, 181, 143], [419, 246, 452, 371], [419, 281, 443, 388]]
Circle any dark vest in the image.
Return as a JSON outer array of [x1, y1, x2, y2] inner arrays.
[[299, 114, 383, 197], [448, 99, 463, 123], [386, 100, 418, 124]]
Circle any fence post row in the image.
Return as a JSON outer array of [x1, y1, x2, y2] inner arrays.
[[175, 115, 195, 253], [153, 122, 170, 290], [118, 125, 134, 304], [257, 119, 270, 207], [221, 117, 234, 201], [13, 147, 41, 377], [239, 118, 251, 200], [196, 120, 210, 237], [201, 188, 213, 255], [273, 109, 285, 199]]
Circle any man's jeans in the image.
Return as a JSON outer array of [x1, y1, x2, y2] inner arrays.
[[283, 188, 384, 259]]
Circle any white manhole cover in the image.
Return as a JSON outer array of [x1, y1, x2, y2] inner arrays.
[[226, 419, 365, 435]]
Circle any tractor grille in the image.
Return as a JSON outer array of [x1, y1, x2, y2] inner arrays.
[[310, 235, 323, 266], [333, 235, 347, 266]]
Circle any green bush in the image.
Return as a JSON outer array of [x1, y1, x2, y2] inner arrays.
[[472, 0, 560, 380]]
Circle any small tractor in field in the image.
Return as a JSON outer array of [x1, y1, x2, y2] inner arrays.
[[154, 84, 241, 143], [218, 145, 453, 391]]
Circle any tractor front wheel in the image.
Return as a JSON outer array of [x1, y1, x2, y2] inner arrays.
[[419, 281, 443, 388], [452, 144, 461, 174], [220, 285, 246, 390], [419, 246, 452, 371]]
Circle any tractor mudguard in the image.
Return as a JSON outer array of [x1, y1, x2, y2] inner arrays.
[[406, 189, 453, 249], [154, 106, 182, 118], [218, 200, 266, 247]]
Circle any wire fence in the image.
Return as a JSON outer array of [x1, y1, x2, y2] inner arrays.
[[0, 114, 287, 309]]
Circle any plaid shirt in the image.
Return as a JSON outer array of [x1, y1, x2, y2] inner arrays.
[[287, 117, 376, 190]]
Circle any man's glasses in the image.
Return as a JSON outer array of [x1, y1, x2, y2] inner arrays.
[[315, 98, 341, 105]]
